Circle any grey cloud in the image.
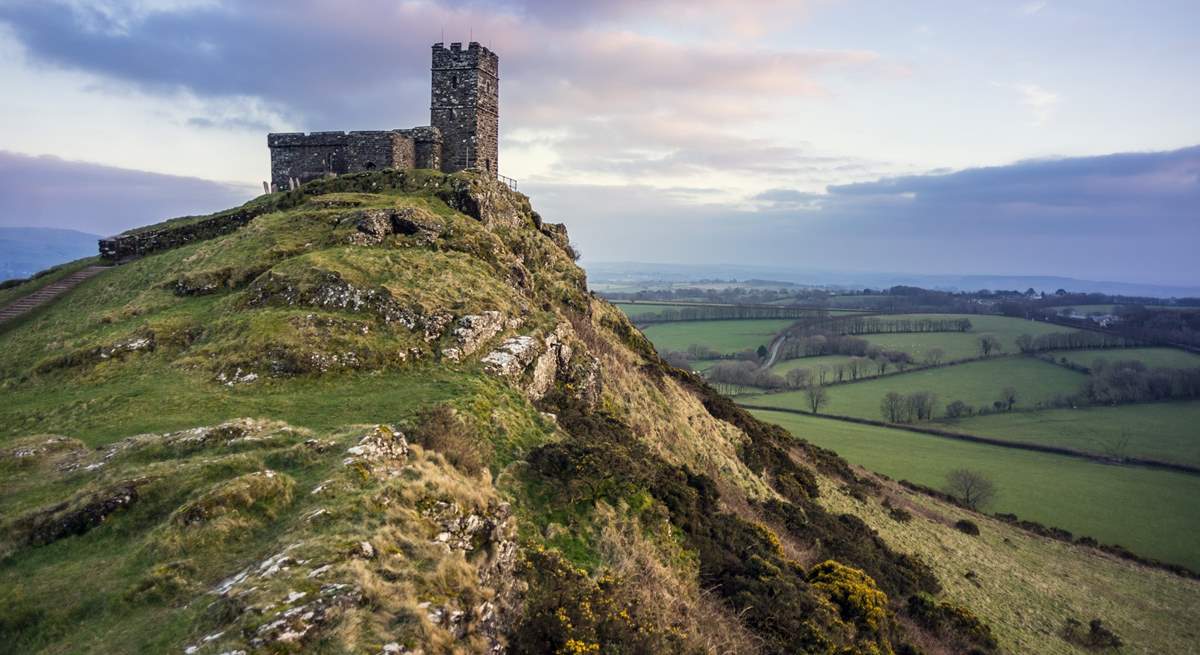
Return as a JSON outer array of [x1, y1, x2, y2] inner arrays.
[[0, 150, 257, 236], [531, 147, 1200, 286]]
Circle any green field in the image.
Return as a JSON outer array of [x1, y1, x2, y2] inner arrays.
[[744, 356, 1087, 419], [750, 409, 1200, 570], [851, 314, 1073, 361], [945, 401, 1200, 468], [1046, 347, 1200, 370], [639, 318, 794, 354], [771, 354, 856, 376]]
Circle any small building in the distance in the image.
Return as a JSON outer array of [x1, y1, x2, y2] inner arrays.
[[267, 42, 498, 190]]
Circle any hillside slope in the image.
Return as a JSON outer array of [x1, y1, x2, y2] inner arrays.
[[1, 170, 1196, 654]]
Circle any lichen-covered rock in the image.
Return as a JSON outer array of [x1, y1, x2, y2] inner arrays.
[[481, 335, 540, 379], [441, 311, 515, 361], [245, 270, 421, 329], [343, 425, 409, 476], [351, 208, 395, 245]]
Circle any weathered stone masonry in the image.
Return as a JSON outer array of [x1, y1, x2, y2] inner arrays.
[[268, 42, 498, 189]]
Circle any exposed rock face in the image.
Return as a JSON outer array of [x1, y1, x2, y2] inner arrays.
[[349, 207, 444, 246], [441, 311, 518, 361], [246, 270, 421, 330], [343, 425, 410, 476], [480, 324, 602, 405]]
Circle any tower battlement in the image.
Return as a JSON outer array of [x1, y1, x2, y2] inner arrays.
[[267, 42, 498, 189]]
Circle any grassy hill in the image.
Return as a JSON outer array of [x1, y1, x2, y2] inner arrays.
[[1, 170, 1197, 653]]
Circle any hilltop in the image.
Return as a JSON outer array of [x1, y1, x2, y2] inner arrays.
[[1, 170, 1197, 654]]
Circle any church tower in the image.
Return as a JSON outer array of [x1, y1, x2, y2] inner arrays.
[[430, 42, 499, 177]]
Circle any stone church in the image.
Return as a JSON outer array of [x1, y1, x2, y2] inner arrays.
[[268, 42, 499, 190]]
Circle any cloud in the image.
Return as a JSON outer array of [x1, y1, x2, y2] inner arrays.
[[1020, 2, 1048, 16], [0, 0, 897, 191], [0, 150, 256, 236], [1016, 83, 1059, 126], [542, 146, 1200, 286]]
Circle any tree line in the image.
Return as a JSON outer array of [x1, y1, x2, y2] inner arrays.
[[787, 316, 972, 338], [1014, 331, 1137, 353], [629, 305, 830, 325]]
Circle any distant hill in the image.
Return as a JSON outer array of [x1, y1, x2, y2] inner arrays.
[[585, 261, 1200, 298], [0, 226, 99, 281]]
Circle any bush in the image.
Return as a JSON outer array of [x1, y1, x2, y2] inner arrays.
[[905, 592, 999, 653], [1062, 618, 1123, 651], [954, 519, 980, 536], [944, 400, 973, 418], [883, 498, 912, 523], [409, 404, 491, 475]]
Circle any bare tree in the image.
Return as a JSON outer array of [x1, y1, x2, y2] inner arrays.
[[805, 384, 829, 414], [925, 347, 946, 366], [978, 335, 1002, 357], [944, 469, 997, 510], [880, 392, 905, 422], [833, 363, 847, 383], [786, 367, 813, 389], [999, 386, 1018, 411]]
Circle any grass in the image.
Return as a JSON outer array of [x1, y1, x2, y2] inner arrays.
[[639, 318, 794, 354], [945, 401, 1200, 468], [815, 470, 1200, 654], [771, 354, 856, 376], [853, 314, 1074, 362], [750, 409, 1200, 570], [1045, 347, 1200, 370], [743, 356, 1087, 419]]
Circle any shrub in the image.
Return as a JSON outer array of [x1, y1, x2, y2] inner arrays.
[[944, 400, 973, 418], [883, 499, 913, 523], [954, 519, 980, 536], [806, 560, 890, 632], [906, 592, 999, 653], [1062, 618, 1123, 651], [409, 404, 490, 475]]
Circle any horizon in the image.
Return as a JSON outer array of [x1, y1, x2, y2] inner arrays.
[[1, 1, 1198, 286]]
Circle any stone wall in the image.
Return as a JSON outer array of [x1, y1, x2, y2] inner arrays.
[[99, 205, 271, 262], [431, 42, 499, 176], [268, 129, 444, 189]]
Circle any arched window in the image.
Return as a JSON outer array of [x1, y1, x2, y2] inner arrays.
[[364, 161, 377, 171], [451, 74, 459, 87]]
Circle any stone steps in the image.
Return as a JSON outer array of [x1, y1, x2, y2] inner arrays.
[[0, 266, 111, 324]]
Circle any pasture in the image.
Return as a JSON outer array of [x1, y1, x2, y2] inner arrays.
[[639, 318, 795, 354], [750, 409, 1200, 570], [1046, 347, 1200, 370], [743, 356, 1087, 419], [946, 400, 1200, 468]]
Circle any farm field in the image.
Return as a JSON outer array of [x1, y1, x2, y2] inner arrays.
[[1046, 347, 1200, 370], [849, 313, 1073, 359], [771, 354, 856, 376], [639, 318, 794, 354], [611, 302, 700, 317], [945, 401, 1200, 468], [749, 409, 1200, 570], [743, 356, 1087, 419]]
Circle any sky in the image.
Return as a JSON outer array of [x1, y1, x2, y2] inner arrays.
[[0, 0, 1197, 285]]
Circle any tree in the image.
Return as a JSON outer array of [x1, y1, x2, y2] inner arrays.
[[944, 400, 973, 418], [756, 344, 769, 360], [880, 392, 905, 422], [978, 335, 1002, 357], [1015, 333, 1035, 353], [786, 367, 812, 389], [944, 468, 997, 510], [924, 347, 945, 366], [805, 384, 829, 414], [999, 386, 1018, 411]]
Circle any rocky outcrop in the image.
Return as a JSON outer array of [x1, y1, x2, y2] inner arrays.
[[481, 324, 602, 404], [441, 311, 520, 362], [14, 478, 148, 548], [437, 174, 534, 230], [246, 270, 423, 331], [349, 207, 445, 246]]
